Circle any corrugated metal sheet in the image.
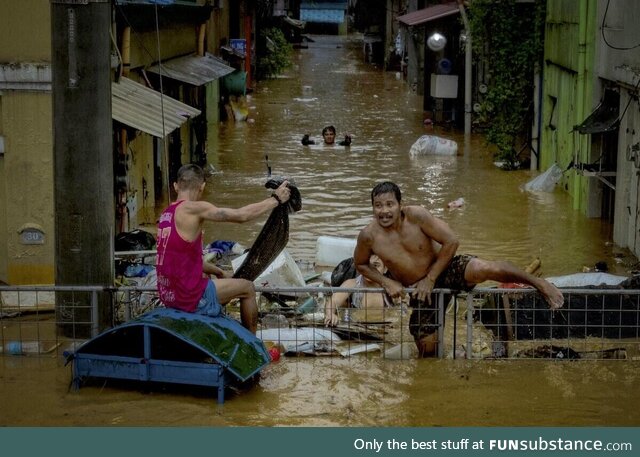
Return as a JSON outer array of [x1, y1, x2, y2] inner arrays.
[[397, 2, 459, 27], [112, 77, 200, 138], [300, 9, 345, 23], [146, 53, 235, 86]]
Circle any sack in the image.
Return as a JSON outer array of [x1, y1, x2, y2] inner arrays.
[[330, 257, 357, 287], [115, 229, 156, 252]]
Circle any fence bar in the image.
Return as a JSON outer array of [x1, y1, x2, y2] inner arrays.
[[466, 294, 474, 359], [91, 290, 99, 338]]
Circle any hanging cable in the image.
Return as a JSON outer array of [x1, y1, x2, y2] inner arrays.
[[154, 4, 170, 200]]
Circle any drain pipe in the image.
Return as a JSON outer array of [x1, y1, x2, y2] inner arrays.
[[197, 23, 206, 56], [458, 0, 472, 136]]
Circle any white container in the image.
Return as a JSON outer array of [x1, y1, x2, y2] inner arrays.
[[315, 236, 357, 267], [409, 135, 458, 157], [232, 249, 305, 288]]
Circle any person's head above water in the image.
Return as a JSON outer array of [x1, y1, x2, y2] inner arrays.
[[322, 125, 337, 145], [371, 181, 402, 205]]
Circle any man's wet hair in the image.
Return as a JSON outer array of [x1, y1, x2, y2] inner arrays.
[[176, 164, 205, 191], [371, 181, 401, 204], [322, 125, 336, 136]]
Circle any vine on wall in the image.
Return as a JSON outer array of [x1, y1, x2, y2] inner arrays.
[[468, 0, 546, 168]]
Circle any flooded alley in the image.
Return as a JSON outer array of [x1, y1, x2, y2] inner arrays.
[[2, 34, 640, 427]]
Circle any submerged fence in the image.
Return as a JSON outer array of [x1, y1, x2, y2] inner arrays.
[[1, 284, 639, 360]]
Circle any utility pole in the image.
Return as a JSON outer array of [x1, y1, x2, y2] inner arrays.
[[51, 0, 114, 337]]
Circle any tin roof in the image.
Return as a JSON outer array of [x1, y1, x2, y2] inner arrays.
[[146, 53, 235, 86], [397, 2, 460, 27], [112, 77, 200, 138]]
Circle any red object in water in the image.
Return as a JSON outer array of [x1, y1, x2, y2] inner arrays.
[[268, 347, 281, 362]]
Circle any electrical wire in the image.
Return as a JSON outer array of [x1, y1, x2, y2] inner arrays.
[[153, 4, 170, 201]]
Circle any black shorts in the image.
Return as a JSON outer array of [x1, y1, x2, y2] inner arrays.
[[408, 254, 476, 341]]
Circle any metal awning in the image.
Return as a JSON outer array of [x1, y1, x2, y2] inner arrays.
[[112, 77, 200, 138], [575, 88, 620, 134], [397, 2, 459, 27], [146, 53, 235, 86]]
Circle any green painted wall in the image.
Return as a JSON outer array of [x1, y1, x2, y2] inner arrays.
[[541, 0, 596, 215]]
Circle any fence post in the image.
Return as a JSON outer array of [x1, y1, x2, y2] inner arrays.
[[437, 292, 445, 358], [91, 290, 99, 338], [466, 294, 474, 359]]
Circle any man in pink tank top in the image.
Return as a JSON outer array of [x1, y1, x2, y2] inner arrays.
[[157, 164, 291, 333]]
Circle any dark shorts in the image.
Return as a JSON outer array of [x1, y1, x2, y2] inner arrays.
[[408, 254, 476, 341]]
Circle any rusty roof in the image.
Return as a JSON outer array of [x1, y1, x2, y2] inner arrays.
[[397, 2, 460, 27]]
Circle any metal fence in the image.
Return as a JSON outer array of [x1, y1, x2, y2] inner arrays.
[[1, 284, 639, 360]]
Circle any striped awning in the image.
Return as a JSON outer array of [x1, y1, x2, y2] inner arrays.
[[111, 77, 200, 138]]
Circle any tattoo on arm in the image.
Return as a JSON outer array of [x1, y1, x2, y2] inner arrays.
[[214, 208, 230, 221]]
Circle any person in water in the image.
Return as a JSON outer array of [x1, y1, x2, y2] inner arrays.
[[301, 125, 351, 146], [354, 181, 565, 357], [156, 164, 291, 334], [324, 254, 394, 326]]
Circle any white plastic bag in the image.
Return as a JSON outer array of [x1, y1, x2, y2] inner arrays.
[[523, 164, 563, 192]]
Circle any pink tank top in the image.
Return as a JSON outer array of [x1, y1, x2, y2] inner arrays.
[[156, 201, 208, 312]]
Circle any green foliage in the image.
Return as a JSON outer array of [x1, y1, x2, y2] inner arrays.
[[468, 0, 546, 167], [256, 28, 293, 79]]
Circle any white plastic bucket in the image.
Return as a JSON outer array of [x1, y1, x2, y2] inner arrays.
[[232, 249, 305, 288], [315, 236, 357, 267], [409, 135, 458, 156]]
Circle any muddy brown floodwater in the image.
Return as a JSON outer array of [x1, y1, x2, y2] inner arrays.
[[2, 35, 640, 426]]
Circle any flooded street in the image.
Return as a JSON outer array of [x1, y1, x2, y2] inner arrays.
[[2, 35, 640, 426]]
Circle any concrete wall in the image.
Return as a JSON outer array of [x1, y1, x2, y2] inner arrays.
[[1, 92, 54, 284], [0, 131, 6, 283], [0, 0, 52, 285], [128, 26, 197, 70], [0, 0, 50, 61]]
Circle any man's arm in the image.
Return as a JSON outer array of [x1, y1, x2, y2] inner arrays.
[[354, 230, 403, 299], [407, 206, 459, 302], [324, 278, 355, 326], [199, 181, 291, 223], [203, 261, 230, 279]]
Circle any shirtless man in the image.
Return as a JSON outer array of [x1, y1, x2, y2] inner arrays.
[[156, 164, 291, 334], [324, 254, 393, 326], [354, 181, 564, 356]]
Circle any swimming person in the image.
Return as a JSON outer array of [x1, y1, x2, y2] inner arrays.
[[156, 164, 291, 334], [353, 181, 564, 356], [301, 125, 351, 146], [324, 254, 393, 326]]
